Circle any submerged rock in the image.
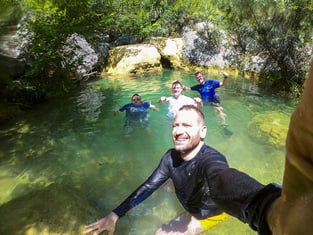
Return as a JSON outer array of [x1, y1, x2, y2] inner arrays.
[[0, 183, 93, 235], [248, 111, 290, 148]]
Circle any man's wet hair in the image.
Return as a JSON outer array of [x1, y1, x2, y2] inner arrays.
[[132, 93, 141, 99], [194, 71, 202, 76], [172, 80, 183, 88], [178, 105, 205, 124]]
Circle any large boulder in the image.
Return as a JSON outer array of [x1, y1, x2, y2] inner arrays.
[[148, 37, 185, 69], [105, 44, 162, 75], [62, 33, 99, 79], [0, 54, 26, 100], [182, 23, 229, 67], [0, 54, 26, 79]]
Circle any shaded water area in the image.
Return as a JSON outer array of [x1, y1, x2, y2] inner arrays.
[[0, 70, 297, 235]]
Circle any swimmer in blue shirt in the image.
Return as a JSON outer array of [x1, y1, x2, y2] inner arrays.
[[114, 93, 159, 134], [184, 71, 228, 125]]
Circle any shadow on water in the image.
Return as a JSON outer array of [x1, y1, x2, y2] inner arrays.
[[0, 70, 297, 234]]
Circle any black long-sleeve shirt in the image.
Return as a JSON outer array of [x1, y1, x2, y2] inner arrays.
[[113, 144, 281, 235]]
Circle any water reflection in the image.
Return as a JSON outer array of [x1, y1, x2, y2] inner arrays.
[[0, 70, 296, 235], [76, 86, 106, 121]]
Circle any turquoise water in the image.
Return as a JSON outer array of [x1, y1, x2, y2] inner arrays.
[[0, 70, 297, 235]]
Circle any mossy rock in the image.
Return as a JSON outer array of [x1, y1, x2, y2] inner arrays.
[[248, 111, 290, 148]]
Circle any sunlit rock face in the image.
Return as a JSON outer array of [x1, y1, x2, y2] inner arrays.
[[161, 38, 184, 68], [148, 37, 184, 69], [105, 44, 162, 75], [105, 38, 187, 75]]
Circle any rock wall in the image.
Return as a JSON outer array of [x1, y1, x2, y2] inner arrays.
[[105, 44, 162, 75]]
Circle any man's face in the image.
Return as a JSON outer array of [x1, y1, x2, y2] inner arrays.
[[172, 83, 183, 97], [172, 109, 207, 155], [195, 73, 205, 84], [132, 95, 141, 106]]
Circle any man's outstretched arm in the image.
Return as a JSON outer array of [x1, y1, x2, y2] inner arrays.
[[267, 61, 313, 234]]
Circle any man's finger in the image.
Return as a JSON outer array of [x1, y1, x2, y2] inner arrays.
[[83, 225, 97, 234]]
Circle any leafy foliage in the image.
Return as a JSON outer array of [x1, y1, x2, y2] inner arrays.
[[1, 0, 312, 98], [22, 0, 117, 78], [218, 0, 313, 95]]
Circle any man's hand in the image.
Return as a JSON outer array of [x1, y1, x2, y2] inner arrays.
[[84, 212, 119, 235], [193, 97, 203, 108], [222, 71, 229, 79]]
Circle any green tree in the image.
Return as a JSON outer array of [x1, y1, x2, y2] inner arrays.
[[219, 0, 313, 96], [22, 0, 119, 77]]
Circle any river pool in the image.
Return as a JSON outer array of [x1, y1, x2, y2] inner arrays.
[[0, 69, 297, 235]]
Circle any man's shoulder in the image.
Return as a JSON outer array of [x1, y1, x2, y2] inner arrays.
[[165, 148, 179, 156], [122, 103, 132, 109], [161, 148, 180, 163], [140, 102, 150, 108], [205, 79, 214, 85], [207, 79, 220, 87], [191, 84, 202, 90], [200, 144, 218, 154], [180, 95, 195, 102], [199, 145, 228, 163]]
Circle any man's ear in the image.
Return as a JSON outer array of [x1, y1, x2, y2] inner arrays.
[[200, 125, 207, 139]]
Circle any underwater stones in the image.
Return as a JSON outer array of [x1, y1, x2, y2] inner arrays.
[[0, 183, 93, 235], [248, 111, 290, 148]]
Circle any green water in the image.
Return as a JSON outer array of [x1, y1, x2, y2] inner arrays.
[[0, 70, 297, 235]]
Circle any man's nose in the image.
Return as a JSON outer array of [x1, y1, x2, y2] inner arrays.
[[173, 125, 184, 134]]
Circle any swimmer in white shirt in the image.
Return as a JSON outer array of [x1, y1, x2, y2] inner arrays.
[[158, 80, 202, 118]]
